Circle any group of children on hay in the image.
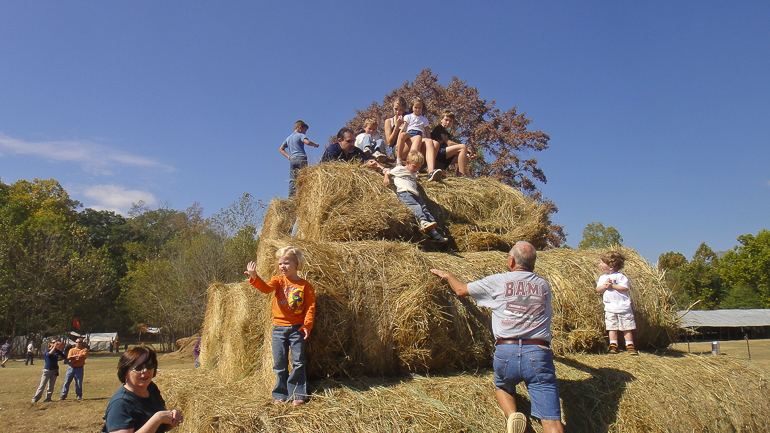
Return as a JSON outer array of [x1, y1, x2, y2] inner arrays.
[[279, 96, 478, 243], [243, 243, 638, 431]]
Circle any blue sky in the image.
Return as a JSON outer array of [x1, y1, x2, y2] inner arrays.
[[1, 1, 768, 262]]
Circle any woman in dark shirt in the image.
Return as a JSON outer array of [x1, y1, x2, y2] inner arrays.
[[102, 346, 183, 433], [31, 339, 65, 402]]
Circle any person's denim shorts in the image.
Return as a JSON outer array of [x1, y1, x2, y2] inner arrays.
[[407, 130, 423, 137], [493, 343, 562, 421]]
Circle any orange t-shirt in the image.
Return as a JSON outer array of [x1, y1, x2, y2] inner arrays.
[[67, 347, 88, 367], [250, 275, 316, 332]]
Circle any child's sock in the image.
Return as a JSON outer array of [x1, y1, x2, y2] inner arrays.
[[609, 340, 618, 345], [626, 340, 634, 346]]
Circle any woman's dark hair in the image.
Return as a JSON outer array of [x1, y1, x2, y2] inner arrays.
[[117, 345, 158, 384]]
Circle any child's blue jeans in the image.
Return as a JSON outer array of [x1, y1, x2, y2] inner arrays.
[[288, 155, 308, 197], [271, 324, 307, 401], [396, 191, 435, 224]]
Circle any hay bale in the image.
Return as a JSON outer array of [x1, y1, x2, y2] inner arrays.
[[293, 163, 553, 251], [294, 162, 418, 243], [158, 352, 770, 432], [203, 237, 675, 380]]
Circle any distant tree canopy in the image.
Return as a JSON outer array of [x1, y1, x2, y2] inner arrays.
[[345, 69, 565, 247], [578, 222, 624, 249], [0, 178, 265, 349], [659, 232, 770, 310]]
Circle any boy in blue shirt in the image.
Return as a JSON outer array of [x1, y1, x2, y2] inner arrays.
[[279, 120, 320, 197]]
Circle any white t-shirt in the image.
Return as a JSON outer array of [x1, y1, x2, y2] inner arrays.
[[387, 165, 420, 196], [403, 113, 429, 134], [597, 272, 632, 313]]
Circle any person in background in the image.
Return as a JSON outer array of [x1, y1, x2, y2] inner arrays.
[[1, 340, 11, 367], [32, 339, 65, 403], [25, 340, 35, 366], [60, 338, 89, 401], [193, 338, 201, 368]]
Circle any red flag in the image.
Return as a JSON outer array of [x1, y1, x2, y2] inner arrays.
[[72, 318, 81, 330]]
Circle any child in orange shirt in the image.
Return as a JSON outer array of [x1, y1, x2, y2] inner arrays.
[[245, 246, 316, 405]]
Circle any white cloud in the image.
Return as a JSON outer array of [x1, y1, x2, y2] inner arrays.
[[0, 133, 175, 175], [83, 184, 158, 214]]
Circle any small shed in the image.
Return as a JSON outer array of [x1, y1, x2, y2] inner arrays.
[[678, 309, 770, 340]]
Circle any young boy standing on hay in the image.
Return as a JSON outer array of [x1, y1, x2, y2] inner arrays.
[[279, 120, 320, 198], [383, 150, 447, 242], [245, 246, 316, 405], [430, 241, 564, 433], [596, 250, 638, 355]]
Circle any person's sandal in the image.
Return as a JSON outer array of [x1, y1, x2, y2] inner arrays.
[[627, 344, 638, 356], [608, 343, 619, 354]]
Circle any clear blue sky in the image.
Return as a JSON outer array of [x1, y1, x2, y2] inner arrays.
[[1, 1, 768, 262]]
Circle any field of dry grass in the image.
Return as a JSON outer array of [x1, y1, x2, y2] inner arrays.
[[1, 341, 768, 432]]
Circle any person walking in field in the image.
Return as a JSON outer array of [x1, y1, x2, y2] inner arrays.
[[1, 340, 11, 367], [60, 338, 89, 401], [431, 241, 564, 433], [596, 250, 638, 355], [245, 246, 316, 405]]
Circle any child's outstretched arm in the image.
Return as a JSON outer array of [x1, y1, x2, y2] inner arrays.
[[244, 261, 271, 293]]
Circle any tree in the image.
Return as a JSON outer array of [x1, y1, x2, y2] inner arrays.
[[578, 222, 623, 249], [671, 243, 725, 310], [658, 252, 687, 271], [345, 68, 565, 246], [719, 230, 770, 308]]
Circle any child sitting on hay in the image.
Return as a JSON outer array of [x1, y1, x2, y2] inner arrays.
[[596, 250, 638, 355], [383, 150, 447, 242], [245, 246, 316, 405]]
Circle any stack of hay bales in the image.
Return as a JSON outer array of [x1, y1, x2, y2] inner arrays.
[[200, 163, 678, 384]]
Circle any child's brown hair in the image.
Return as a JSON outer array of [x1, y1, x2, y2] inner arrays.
[[600, 251, 626, 271], [393, 96, 407, 110], [293, 120, 309, 131], [410, 97, 427, 115], [440, 110, 456, 120]]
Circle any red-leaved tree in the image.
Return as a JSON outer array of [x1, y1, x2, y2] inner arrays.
[[342, 69, 566, 247]]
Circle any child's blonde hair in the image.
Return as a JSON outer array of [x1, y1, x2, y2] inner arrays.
[[407, 149, 425, 167], [293, 120, 309, 131], [393, 96, 407, 110], [275, 246, 305, 271], [363, 118, 378, 128], [600, 251, 626, 271]]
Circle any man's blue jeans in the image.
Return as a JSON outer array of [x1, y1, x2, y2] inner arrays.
[[60, 366, 84, 399], [271, 324, 307, 401]]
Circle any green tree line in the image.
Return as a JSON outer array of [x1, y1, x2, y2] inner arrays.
[[0, 178, 263, 350]]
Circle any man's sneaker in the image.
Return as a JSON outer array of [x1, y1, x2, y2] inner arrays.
[[626, 344, 638, 356], [506, 412, 527, 433], [608, 343, 619, 354], [427, 169, 444, 182], [419, 220, 437, 232], [428, 229, 447, 242]]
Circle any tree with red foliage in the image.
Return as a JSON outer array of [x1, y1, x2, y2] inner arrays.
[[343, 69, 565, 247]]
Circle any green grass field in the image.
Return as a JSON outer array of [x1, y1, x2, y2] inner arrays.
[[1, 341, 768, 432]]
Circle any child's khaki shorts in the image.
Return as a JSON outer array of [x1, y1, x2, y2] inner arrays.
[[605, 311, 636, 331]]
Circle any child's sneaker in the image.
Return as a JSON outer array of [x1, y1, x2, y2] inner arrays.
[[608, 343, 619, 354], [363, 147, 373, 156], [372, 150, 386, 162], [428, 229, 447, 242], [428, 169, 444, 182], [626, 344, 638, 356], [506, 412, 526, 433], [419, 220, 437, 232]]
